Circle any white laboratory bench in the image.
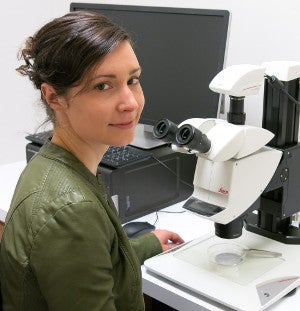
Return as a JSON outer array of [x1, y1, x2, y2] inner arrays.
[[0, 161, 299, 311], [0, 160, 26, 222]]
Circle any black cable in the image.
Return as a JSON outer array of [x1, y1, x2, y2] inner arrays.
[[150, 152, 193, 226], [153, 209, 186, 226], [150, 155, 194, 190], [153, 211, 159, 226], [265, 74, 300, 105]]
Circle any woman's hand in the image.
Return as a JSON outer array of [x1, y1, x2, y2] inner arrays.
[[151, 229, 184, 252]]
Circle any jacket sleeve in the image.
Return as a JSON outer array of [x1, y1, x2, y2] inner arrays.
[[30, 200, 116, 311], [129, 233, 162, 264]]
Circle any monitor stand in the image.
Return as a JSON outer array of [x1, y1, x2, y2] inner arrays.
[[130, 123, 167, 149]]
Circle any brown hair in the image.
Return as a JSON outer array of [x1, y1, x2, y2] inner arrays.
[[17, 11, 131, 124]]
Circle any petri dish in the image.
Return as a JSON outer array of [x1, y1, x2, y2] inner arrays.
[[207, 243, 246, 266]]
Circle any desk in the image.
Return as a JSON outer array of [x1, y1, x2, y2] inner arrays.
[[137, 204, 300, 311], [0, 160, 26, 222], [0, 161, 299, 311]]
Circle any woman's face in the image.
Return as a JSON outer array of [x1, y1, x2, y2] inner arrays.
[[61, 40, 144, 148]]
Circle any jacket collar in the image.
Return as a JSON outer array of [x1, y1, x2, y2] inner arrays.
[[39, 140, 101, 189]]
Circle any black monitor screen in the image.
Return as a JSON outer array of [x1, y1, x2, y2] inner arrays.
[[70, 3, 229, 126]]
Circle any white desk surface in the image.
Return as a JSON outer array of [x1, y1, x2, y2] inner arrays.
[[0, 160, 26, 222], [0, 161, 299, 310]]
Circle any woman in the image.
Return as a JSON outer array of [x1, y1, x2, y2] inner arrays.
[[0, 11, 184, 310]]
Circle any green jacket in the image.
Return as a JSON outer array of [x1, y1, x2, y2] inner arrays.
[[0, 141, 162, 310]]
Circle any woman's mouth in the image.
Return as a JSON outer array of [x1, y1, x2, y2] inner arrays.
[[110, 120, 135, 129]]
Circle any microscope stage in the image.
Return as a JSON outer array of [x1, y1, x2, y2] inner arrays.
[[144, 231, 300, 311]]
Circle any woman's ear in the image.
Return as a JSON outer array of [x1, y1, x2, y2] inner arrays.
[[41, 83, 66, 111]]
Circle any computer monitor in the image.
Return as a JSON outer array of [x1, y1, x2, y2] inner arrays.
[[70, 3, 230, 147]]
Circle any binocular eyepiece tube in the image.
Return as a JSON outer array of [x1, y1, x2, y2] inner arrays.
[[176, 124, 211, 153], [153, 118, 211, 154], [153, 118, 178, 143]]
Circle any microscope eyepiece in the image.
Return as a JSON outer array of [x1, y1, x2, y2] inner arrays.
[[176, 124, 211, 153], [153, 118, 179, 144]]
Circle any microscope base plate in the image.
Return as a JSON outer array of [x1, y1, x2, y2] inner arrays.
[[144, 230, 300, 311]]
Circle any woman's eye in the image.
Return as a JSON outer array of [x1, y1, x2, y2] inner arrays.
[[128, 77, 140, 85], [96, 83, 110, 91]]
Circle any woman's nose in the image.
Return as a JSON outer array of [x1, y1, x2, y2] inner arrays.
[[117, 86, 139, 111]]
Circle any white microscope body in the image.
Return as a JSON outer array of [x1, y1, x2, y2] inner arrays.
[[166, 64, 283, 225], [178, 119, 282, 225]]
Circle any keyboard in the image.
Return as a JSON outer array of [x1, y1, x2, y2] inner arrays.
[[25, 131, 53, 145], [25, 131, 151, 168], [101, 145, 152, 168]]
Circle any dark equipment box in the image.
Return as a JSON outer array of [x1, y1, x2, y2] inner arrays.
[[26, 142, 196, 223]]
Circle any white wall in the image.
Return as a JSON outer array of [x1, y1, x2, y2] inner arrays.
[[1, 0, 300, 165]]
